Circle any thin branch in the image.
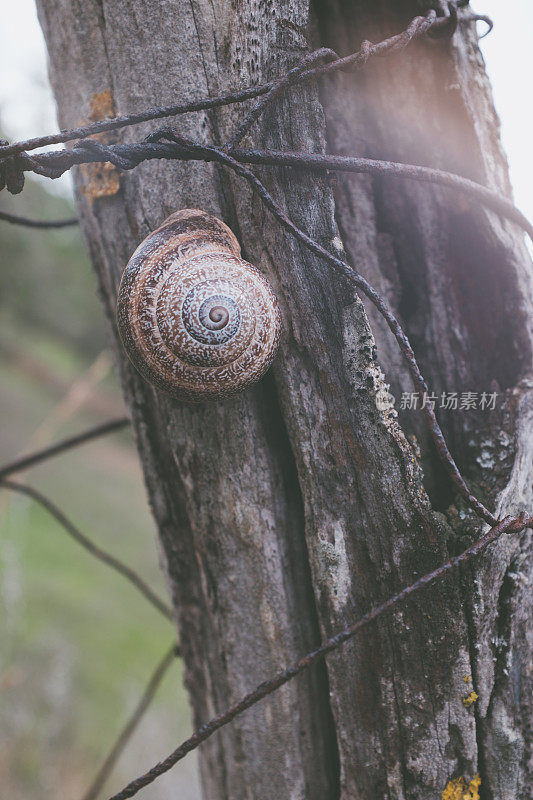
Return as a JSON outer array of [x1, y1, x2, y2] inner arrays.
[[106, 514, 530, 800], [0, 417, 130, 479], [0, 480, 173, 620], [81, 643, 180, 800]]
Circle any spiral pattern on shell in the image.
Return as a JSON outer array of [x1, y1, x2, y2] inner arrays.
[[116, 209, 282, 401]]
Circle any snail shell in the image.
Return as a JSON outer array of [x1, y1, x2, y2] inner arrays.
[[116, 209, 282, 401]]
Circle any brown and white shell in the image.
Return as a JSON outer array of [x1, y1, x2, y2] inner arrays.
[[116, 209, 282, 401]]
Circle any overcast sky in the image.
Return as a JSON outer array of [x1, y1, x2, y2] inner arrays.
[[0, 1, 531, 221]]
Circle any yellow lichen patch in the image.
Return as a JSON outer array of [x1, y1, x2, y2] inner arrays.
[[463, 675, 471, 683], [79, 160, 121, 201], [442, 773, 481, 800], [462, 690, 479, 708], [89, 90, 115, 121], [469, 774, 481, 799], [79, 89, 121, 202]]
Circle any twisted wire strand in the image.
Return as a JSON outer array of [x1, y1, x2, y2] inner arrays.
[[0, 7, 499, 237], [26, 137, 529, 239], [3, 144, 531, 244], [0, 417, 130, 479], [227, 47, 341, 151], [81, 643, 180, 800], [0, 209, 78, 227], [0, 479, 173, 620]]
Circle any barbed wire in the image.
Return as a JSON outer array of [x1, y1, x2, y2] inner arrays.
[[0, 479, 173, 620], [0, 416, 130, 479], [5, 142, 532, 243], [0, 208, 78, 227], [1, 4, 532, 799], [81, 642, 180, 800], [0, 6, 489, 165]]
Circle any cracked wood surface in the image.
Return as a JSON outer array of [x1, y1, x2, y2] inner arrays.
[[36, 0, 532, 798]]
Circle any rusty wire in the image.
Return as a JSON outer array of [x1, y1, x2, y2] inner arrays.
[[0, 479, 173, 620], [0, 417, 130, 479], [0, 208, 78, 227], [80, 643, 180, 800], [4, 142, 533, 245], [1, 4, 532, 799]]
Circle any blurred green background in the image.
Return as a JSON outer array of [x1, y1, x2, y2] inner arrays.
[[0, 175, 201, 800]]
